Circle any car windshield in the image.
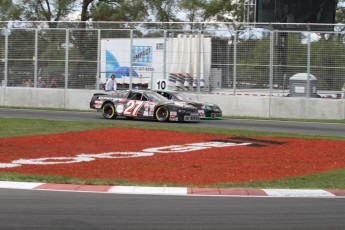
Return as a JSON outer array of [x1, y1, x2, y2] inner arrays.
[[175, 92, 193, 101], [117, 90, 129, 98], [146, 91, 170, 102]]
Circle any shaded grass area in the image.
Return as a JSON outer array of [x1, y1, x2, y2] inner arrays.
[[215, 168, 345, 189], [1, 118, 344, 140], [0, 117, 344, 188]]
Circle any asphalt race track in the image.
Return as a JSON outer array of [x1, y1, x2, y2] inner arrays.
[[1, 189, 345, 230], [0, 108, 345, 229], [0, 108, 344, 136]]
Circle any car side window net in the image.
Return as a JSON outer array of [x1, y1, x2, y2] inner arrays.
[[142, 95, 148, 101], [128, 92, 137, 100]]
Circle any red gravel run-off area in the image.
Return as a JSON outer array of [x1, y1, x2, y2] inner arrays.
[[0, 128, 344, 186]]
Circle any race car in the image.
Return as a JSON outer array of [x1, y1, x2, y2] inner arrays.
[[90, 90, 200, 122], [155, 90, 222, 120]]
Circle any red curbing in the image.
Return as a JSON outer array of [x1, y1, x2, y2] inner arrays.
[[326, 189, 345, 196], [34, 183, 113, 192], [220, 188, 267, 196], [188, 188, 221, 195]]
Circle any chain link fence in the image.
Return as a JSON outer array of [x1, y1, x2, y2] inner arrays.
[[1, 22, 345, 98]]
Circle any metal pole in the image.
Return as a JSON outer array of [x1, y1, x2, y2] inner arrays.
[[247, 0, 250, 22], [96, 29, 101, 90], [307, 32, 311, 98], [129, 30, 133, 90], [197, 30, 201, 94], [34, 29, 38, 88], [243, 0, 246, 22], [65, 29, 69, 89], [163, 30, 167, 79], [233, 31, 237, 95], [254, 0, 257, 23], [4, 29, 8, 87], [269, 30, 274, 96]]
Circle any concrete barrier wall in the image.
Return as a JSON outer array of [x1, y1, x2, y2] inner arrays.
[[0, 87, 101, 110], [193, 93, 345, 120], [269, 97, 345, 120], [1, 87, 344, 120], [196, 94, 270, 118], [0, 87, 4, 106], [2, 88, 65, 108]]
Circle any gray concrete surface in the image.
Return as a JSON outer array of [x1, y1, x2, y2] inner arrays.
[[1, 87, 344, 120]]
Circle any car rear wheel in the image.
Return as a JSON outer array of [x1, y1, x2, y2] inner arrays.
[[155, 106, 170, 122], [102, 103, 117, 119]]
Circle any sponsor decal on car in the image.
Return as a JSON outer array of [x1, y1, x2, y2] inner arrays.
[[169, 111, 178, 121], [198, 110, 205, 116], [98, 96, 117, 101], [116, 104, 125, 113]]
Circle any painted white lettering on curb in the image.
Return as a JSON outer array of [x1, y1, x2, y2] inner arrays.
[[0, 141, 251, 168]]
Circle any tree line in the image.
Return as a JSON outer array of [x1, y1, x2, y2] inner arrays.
[[1, 1, 345, 25], [0, 0, 246, 25]]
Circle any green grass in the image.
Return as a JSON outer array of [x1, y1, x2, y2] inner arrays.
[[1, 169, 345, 189], [1, 117, 344, 140], [214, 168, 345, 189], [0, 117, 344, 188]]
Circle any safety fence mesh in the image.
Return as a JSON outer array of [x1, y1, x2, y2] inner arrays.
[[0, 22, 344, 98]]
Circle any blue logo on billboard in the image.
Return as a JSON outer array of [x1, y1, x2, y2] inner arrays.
[[106, 50, 120, 78], [132, 46, 152, 67]]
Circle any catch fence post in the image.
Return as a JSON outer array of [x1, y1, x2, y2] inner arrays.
[[269, 30, 274, 96], [4, 29, 8, 87], [65, 29, 70, 89]]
